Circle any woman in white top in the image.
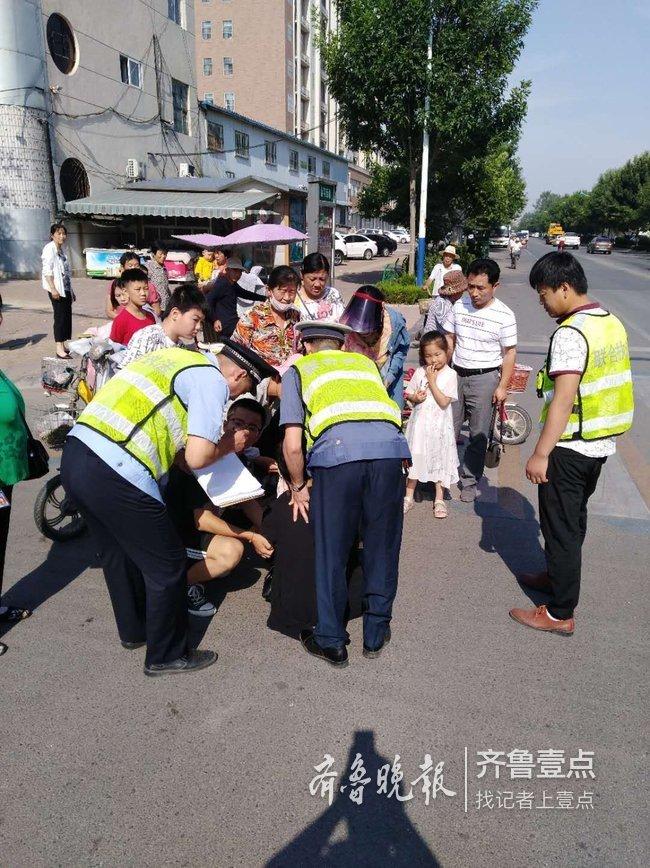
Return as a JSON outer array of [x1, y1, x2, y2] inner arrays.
[[41, 223, 74, 358], [423, 245, 462, 297], [295, 252, 345, 321]]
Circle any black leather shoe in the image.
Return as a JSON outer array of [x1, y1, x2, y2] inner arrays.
[[300, 630, 348, 668], [144, 649, 218, 677], [363, 626, 391, 659], [121, 640, 146, 650]]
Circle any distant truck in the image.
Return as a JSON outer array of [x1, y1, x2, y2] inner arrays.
[[546, 223, 564, 244]]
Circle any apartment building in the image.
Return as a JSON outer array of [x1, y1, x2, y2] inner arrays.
[[195, 0, 340, 153], [0, 0, 199, 275]]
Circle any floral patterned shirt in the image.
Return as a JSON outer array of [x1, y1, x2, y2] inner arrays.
[[232, 300, 300, 369]]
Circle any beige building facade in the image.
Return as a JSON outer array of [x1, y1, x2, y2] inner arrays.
[[195, 0, 339, 152]]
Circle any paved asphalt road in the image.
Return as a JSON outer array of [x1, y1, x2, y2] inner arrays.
[[0, 244, 648, 866]]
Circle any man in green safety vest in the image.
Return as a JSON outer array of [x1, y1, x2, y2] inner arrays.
[[280, 320, 411, 667], [510, 252, 633, 636], [61, 339, 276, 677]]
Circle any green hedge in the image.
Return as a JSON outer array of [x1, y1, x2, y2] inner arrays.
[[378, 273, 426, 304]]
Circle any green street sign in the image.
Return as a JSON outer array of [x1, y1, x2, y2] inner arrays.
[[319, 183, 334, 203]]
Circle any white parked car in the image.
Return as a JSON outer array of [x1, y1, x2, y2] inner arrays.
[[560, 233, 581, 249], [343, 233, 378, 260], [333, 232, 347, 265]]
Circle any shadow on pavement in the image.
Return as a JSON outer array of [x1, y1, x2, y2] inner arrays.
[[336, 268, 384, 286], [0, 534, 98, 639], [266, 729, 439, 867], [475, 484, 549, 605], [0, 333, 48, 350]]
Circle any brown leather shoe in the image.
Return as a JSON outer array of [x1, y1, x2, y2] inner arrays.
[[509, 604, 574, 636], [517, 571, 552, 592]]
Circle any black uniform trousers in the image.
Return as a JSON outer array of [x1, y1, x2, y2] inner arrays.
[[61, 437, 188, 666], [310, 458, 405, 651], [539, 446, 606, 620], [50, 292, 73, 342]]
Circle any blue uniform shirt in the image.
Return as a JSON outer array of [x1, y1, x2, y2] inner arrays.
[[69, 354, 229, 502], [279, 366, 410, 469]]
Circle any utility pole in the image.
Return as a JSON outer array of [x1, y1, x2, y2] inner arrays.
[[416, 20, 434, 286]]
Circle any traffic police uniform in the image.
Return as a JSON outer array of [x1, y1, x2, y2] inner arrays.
[[280, 321, 411, 654], [61, 342, 274, 668]]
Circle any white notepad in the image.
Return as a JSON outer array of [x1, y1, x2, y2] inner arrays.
[[193, 452, 264, 509]]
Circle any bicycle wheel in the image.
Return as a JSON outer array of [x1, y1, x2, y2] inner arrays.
[[34, 474, 87, 542], [493, 404, 532, 445]]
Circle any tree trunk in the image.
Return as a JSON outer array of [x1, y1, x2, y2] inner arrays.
[[408, 161, 417, 274]]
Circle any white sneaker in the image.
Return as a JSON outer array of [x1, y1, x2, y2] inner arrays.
[[187, 583, 216, 617]]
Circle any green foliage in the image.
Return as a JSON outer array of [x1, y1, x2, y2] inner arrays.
[[520, 152, 650, 235], [322, 0, 537, 262], [378, 272, 425, 304]]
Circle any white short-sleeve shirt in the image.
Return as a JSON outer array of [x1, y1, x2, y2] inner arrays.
[[427, 262, 461, 296], [443, 296, 517, 369]]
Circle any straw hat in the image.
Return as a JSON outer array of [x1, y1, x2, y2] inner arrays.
[[441, 245, 459, 260]]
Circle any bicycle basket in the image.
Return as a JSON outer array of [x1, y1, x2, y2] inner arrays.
[[41, 357, 75, 393], [507, 364, 532, 393], [36, 408, 78, 450]]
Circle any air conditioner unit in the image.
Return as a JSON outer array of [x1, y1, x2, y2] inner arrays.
[[179, 163, 195, 177], [125, 158, 144, 180]]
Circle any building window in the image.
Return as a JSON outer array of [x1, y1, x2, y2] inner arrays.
[[59, 157, 89, 201], [289, 149, 299, 172], [223, 57, 233, 76], [222, 20, 233, 38], [235, 131, 250, 158], [201, 20, 212, 40], [265, 141, 277, 166], [46, 14, 77, 75], [203, 57, 213, 76], [203, 92, 214, 105], [224, 91, 235, 111], [287, 93, 294, 114], [322, 160, 331, 178], [307, 156, 316, 174], [207, 120, 224, 151], [120, 55, 142, 88], [171, 79, 189, 135], [168, 0, 182, 26]]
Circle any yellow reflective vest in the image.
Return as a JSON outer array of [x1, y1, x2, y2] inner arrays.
[[292, 350, 402, 448], [76, 347, 214, 479], [537, 309, 633, 441]]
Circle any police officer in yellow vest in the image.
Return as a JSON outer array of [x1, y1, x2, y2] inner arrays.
[[280, 320, 410, 667], [510, 252, 633, 636], [61, 340, 276, 676]]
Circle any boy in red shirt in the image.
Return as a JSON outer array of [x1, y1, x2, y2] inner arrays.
[[109, 269, 156, 345]]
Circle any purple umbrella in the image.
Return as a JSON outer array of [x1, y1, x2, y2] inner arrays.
[[222, 223, 308, 246], [171, 233, 228, 247]]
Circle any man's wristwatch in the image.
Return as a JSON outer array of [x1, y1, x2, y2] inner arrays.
[[290, 480, 308, 493]]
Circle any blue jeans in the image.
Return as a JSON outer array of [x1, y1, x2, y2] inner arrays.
[[310, 459, 405, 651]]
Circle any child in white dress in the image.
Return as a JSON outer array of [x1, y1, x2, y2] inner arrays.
[[403, 331, 459, 518]]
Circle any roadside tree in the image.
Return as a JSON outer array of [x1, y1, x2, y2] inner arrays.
[[322, 0, 536, 272]]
